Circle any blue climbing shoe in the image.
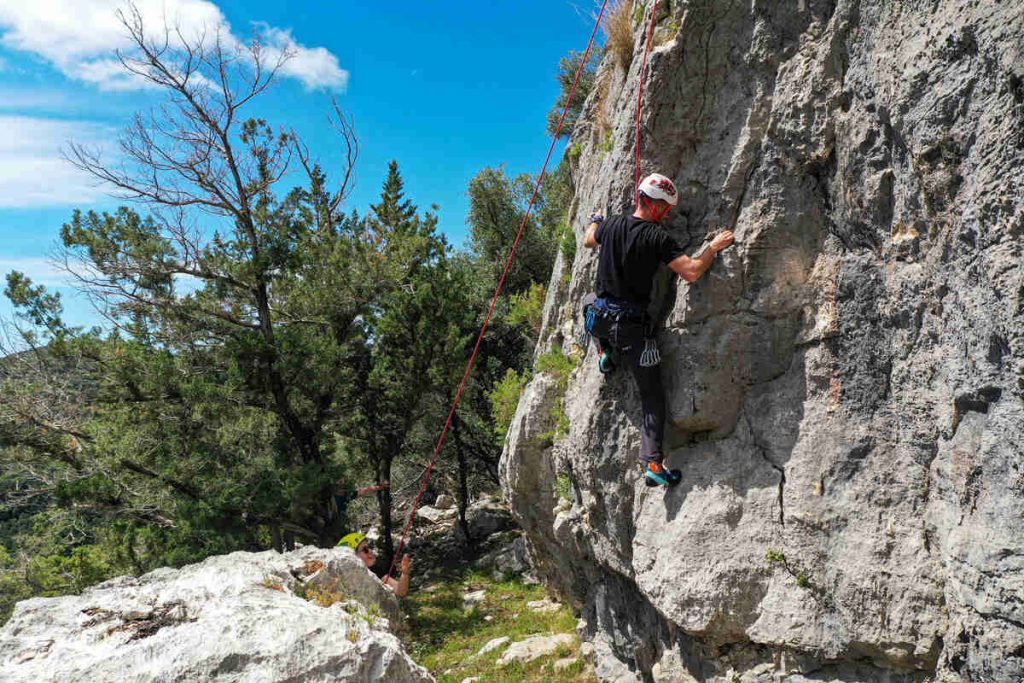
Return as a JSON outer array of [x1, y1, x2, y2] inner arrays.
[[598, 348, 617, 374], [644, 461, 682, 487]]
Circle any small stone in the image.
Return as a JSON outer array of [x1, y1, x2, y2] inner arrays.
[[462, 589, 487, 608], [526, 598, 561, 613], [474, 635, 510, 658], [484, 615, 494, 622], [435, 494, 455, 509], [554, 656, 578, 671], [460, 678, 480, 683], [496, 633, 576, 666]]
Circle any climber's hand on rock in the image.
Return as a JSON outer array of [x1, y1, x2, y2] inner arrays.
[[710, 230, 735, 253]]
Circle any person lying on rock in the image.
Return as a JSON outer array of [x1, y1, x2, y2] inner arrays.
[[582, 172, 734, 487], [338, 532, 412, 598], [333, 477, 389, 528]]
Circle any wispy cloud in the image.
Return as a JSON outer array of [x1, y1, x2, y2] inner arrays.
[[0, 87, 75, 112], [0, 115, 113, 208], [0, 0, 348, 92], [0, 257, 70, 288]]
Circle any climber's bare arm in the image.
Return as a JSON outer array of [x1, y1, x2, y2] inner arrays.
[[668, 231, 734, 283], [384, 554, 411, 598], [583, 221, 600, 249]]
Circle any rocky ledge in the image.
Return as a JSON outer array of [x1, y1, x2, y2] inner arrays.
[[0, 546, 432, 682]]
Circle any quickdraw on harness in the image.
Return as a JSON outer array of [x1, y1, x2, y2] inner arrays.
[[383, 0, 613, 584]]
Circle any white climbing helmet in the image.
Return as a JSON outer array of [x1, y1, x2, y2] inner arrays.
[[638, 173, 678, 206]]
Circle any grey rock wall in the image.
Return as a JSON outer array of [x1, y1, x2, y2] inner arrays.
[[502, 1, 1023, 681]]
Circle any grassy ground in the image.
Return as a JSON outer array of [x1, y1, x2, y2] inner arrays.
[[404, 568, 595, 682]]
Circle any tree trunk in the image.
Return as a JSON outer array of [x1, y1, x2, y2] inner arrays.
[[376, 456, 395, 567], [452, 414, 472, 546]]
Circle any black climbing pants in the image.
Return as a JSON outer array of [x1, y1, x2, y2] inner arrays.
[[585, 296, 666, 465]]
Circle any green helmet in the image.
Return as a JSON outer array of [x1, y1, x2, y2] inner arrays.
[[337, 532, 366, 550]]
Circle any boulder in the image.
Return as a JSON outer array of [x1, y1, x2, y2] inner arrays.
[[0, 547, 432, 682], [474, 535, 531, 579], [465, 497, 515, 538], [415, 505, 456, 525]]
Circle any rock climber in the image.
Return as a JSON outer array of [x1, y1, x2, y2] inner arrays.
[[338, 532, 412, 598], [583, 172, 734, 487]]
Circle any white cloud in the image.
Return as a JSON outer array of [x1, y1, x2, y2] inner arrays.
[[0, 87, 74, 111], [0, 0, 347, 92], [0, 257, 70, 288], [257, 24, 349, 92], [0, 115, 113, 208]]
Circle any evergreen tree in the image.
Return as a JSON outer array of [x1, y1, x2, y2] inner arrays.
[[546, 47, 604, 139]]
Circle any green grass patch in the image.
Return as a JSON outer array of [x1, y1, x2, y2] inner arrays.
[[534, 349, 577, 445], [508, 283, 547, 336], [535, 349, 575, 392], [489, 367, 532, 439], [555, 474, 572, 502], [559, 221, 577, 263], [405, 569, 590, 682]]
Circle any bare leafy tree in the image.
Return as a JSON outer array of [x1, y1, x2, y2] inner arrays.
[[4, 3, 372, 557]]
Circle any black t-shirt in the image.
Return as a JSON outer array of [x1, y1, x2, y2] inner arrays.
[[595, 215, 686, 307]]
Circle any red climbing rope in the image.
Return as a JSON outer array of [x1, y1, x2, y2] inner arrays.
[[385, 0, 612, 583], [635, 0, 661, 204]]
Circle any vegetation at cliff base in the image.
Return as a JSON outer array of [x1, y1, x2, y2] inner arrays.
[[406, 569, 590, 682]]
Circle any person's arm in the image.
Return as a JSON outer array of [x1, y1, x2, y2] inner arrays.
[[668, 230, 734, 282], [384, 554, 411, 598], [583, 213, 604, 249], [356, 480, 389, 497]]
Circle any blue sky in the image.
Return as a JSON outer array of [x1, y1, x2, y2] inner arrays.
[[0, 0, 600, 329]]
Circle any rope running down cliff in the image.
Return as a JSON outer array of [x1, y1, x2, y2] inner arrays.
[[635, 0, 662, 203], [384, 0, 613, 583]]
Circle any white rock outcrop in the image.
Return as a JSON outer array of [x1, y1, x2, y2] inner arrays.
[[0, 546, 432, 682]]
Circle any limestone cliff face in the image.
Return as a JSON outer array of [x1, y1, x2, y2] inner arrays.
[[501, 1, 1024, 681]]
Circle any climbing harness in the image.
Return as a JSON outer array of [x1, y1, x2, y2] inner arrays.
[[582, 295, 661, 369], [384, 0, 613, 584]]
